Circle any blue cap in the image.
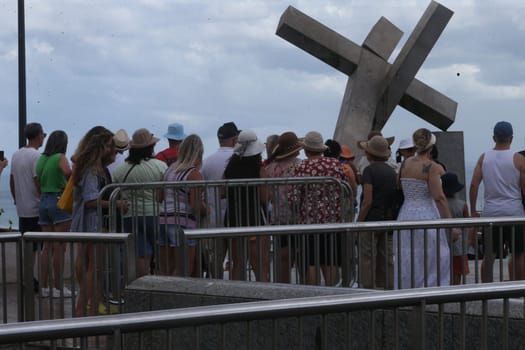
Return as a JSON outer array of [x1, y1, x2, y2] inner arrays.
[[164, 123, 186, 141], [493, 121, 513, 139]]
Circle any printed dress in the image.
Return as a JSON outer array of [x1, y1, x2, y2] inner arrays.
[[394, 178, 450, 288], [289, 157, 347, 265]]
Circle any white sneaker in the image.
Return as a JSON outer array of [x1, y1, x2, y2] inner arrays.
[[56, 287, 73, 298], [40, 287, 51, 298], [52, 287, 74, 298]]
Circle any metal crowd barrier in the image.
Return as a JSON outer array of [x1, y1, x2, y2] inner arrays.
[[22, 232, 132, 325], [0, 282, 524, 349], [100, 177, 354, 284], [0, 233, 23, 323], [187, 216, 525, 289]]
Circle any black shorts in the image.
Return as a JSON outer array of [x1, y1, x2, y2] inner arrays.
[[19, 217, 41, 251], [490, 225, 525, 255], [307, 233, 342, 266]]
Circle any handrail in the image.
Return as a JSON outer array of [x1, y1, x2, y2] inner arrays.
[[0, 233, 22, 242], [101, 176, 351, 189], [22, 232, 132, 243], [0, 281, 524, 344], [185, 216, 525, 238], [98, 176, 354, 232]]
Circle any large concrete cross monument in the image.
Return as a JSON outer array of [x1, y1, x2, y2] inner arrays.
[[276, 1, 458, 158]]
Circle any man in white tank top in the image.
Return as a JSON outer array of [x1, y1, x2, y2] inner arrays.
[[470, 121, 525, 281]]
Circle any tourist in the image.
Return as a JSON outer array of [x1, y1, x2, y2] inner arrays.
[[325, 139, 357, 205], [201, 121, 240, 278], [105, 129, 130, 233], [263, 134, 279, 166], [340, 144, 359, 183], [223, 130, 270, 282], [10, 122, 46, 293], [441, 172, 470, 284], [155, 123, 186, 166], [107, 129, 130, 174], [113, 128, 167, 277], [289, 131, 347, 286], [158, 134, 207, 276], [202, 122, 240, 227], [0, 155, 7, 178], [71, 126, 127, 316], [36, 130, 73, 297], [395, 138, 416, 166], [356, 135, 398, 289], [431, 143, 447, 171], [395, 128, 454, 289], [266, 131, 303, 282], [470, 121, 525, 281], [355, 130, 396, 183]]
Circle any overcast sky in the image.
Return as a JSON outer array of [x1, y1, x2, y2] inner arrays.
[[1, 0, 525, 169]]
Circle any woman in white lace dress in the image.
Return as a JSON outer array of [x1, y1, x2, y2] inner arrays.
[[394, 128, 455, 289]]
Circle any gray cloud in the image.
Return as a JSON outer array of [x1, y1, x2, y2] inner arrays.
[[0, 0, 524, 170]]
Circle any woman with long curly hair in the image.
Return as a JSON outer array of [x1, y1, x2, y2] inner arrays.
[[71, 126, 126, 316]]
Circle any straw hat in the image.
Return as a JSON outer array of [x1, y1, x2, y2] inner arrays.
[[272, 132, 303, 160], [233, 130, 265, 157], [113, 129, 130, 152], [359, 130, 395, 146], [302, 131, 328, 153], [129, 128, 160, 149], [357, 135, 391, 158]]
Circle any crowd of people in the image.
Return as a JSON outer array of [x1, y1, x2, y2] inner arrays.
[[4, 120, 525, 312]]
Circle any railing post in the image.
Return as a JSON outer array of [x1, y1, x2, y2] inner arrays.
[[126, 236, 137, 283], [483, 225, 494, 283], [410, 301, 425, 350], [181, 232, 188, 277], [341, 230, 352, 287], [23, 238, 35, 321], [16, 237, 23, 322]]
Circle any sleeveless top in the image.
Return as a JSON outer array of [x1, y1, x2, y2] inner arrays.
[[160, 167, 197, 228], [36, 153, 67, 193], [482, 149, 524, 217]]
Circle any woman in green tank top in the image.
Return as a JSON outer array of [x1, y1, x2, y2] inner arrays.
[[36, 130, 73, 298]]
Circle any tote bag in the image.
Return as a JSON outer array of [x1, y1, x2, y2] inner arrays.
[[57, 177, 74, 214]]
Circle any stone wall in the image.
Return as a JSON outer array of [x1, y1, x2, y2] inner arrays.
[[124, 276, 524, 349]]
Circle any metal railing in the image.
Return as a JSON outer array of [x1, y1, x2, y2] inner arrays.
[[0, 233, 23, 323], [186, 216, 525, 288], [0, 281, 524, 349], [101, 177, 354, 283], [22, 232, 132, 322]]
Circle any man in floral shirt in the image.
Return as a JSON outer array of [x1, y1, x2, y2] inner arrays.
[[289, 131, 347, 286]]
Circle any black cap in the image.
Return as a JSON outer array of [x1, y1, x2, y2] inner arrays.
[[217, 122, 240, 140], [441, 172, 464, 196]]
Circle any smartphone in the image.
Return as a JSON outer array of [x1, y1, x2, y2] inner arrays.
[[0, 151, 4, 161]]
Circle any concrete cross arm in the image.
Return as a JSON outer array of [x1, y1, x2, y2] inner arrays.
[[373, 1, 454, 130], [276, 5, 362, 76], [400, 79, 457, 131]]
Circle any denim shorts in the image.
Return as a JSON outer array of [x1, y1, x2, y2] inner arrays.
[[124, 216, 156, 257], [38, 192, 71, 225], [158, 224, 196, 247]]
